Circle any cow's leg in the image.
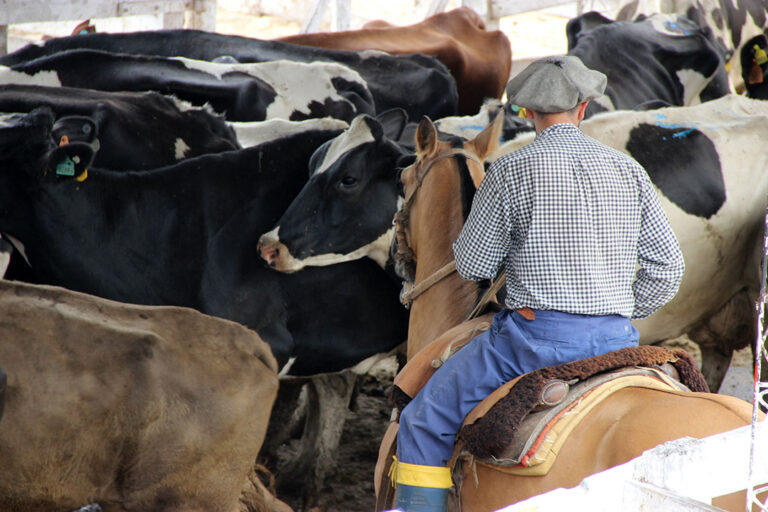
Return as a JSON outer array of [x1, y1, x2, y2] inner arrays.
[[239, 463, 293, 512], [0, 236, 11, 279], [274, 370, 358, 509], [688, 289, 756, 392], [260, 376, 309, 470]]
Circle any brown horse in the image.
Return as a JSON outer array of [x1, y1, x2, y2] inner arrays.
[[375, 113, 763, 511]]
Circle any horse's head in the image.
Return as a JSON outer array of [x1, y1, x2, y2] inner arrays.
[[392, 112, 504, 284]]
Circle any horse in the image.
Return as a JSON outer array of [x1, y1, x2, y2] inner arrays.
[[374, 113, 763, 511]]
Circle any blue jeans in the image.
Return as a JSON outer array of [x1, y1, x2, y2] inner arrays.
[[397, 308, 639, 466]]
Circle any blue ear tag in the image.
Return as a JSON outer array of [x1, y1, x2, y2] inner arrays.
[[56, 156, 76, 176]]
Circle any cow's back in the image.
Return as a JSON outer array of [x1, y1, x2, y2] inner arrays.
[[0, 280, 279, 511], [0, 29, 459, 121]]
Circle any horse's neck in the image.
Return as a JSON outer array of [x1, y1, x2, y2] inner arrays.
[[405, 168, 479, 359]]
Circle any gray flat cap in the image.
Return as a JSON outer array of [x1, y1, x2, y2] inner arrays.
[[506, 55, 607, 113]]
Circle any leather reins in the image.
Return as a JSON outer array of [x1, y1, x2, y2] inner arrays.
[[393, 147, 484, 309]]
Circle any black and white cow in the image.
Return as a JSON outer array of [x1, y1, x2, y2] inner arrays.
[[0, 50, 376, 123], [257, 106, 531, 272], [257, 110, 413, 272], [0, 29, 459, 122], [0, 107, 407, 375], [495, 94, 768, 390], [613, 0, 768, 92], [0, 84, 239, 169], [561, 12, 731, 117], [257, 94, 768, 391]]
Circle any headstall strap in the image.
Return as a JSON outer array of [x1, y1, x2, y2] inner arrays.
[[394, 148, 485, 308]]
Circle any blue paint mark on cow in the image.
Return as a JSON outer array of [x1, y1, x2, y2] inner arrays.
[[663, 21, 693, 35], [672, 129, 695, 138]]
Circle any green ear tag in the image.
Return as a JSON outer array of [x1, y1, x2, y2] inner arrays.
[[56, 156, 75, 176]]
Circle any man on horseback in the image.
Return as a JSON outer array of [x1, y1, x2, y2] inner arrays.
[[393, 55, 685, 511]]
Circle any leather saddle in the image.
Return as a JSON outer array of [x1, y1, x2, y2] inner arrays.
[[375, 319, 708, 510]]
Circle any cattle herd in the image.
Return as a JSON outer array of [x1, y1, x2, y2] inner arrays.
[[0, 1, 767, 511]]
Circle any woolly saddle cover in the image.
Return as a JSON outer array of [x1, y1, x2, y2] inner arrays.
[[389, 343, 709, 476]]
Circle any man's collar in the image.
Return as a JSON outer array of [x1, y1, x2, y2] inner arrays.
[[536, 123, 579, 139]]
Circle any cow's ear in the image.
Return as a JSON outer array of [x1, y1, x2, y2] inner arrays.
[[376, 108, 408, 141], [51, 115, 98, 146], [566, 11, 613, 50], [46, 142, 94, 181], [414, 116, 438, 156]]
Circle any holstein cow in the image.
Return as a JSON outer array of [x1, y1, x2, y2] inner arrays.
[[0, 29, 460, 121], [0, 84, 240, 169], [257, 107, 532, 272], [492, 94, 768, 390], [0, 107, 408, 504], [613, 0, 768, 92], [259, 95, 768, 391], [0, 106, 406, 375], [0, 279, 283, 512], [258, 111, 413, 272], [0, 50, 376, 122], [276, 6, 512, 116], [562, 12, 731, 117]]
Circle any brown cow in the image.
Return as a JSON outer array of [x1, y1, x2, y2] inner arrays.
[[275, 7, 512, 116], [0, 280, 287, 512]]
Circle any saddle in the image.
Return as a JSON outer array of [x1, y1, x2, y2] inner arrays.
[[375, 325, 709, 510]]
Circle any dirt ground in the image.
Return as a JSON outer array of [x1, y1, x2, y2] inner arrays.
[[312, 373, 394, 512]]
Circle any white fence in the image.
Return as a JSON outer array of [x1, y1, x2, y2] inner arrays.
[[0, 0, 216, 54], [302, 0, 593, 32], [497, 421, 768, 511]]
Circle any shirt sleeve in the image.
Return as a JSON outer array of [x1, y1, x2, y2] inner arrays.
[[452, 164, 511, 281], [631, 172, 685, 319]]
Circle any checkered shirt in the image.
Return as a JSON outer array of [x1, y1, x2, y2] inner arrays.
[[453, 123, 684, 319]]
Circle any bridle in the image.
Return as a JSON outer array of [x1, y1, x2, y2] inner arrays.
[[393, 147, 484, 308]]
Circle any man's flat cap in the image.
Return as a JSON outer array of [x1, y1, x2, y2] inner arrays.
[[506, 55, 607, 113]]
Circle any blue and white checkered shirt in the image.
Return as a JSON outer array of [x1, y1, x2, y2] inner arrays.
[[453, 123, 684, 319]]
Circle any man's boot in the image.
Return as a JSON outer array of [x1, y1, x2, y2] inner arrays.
[[392, 458, 452, 512]]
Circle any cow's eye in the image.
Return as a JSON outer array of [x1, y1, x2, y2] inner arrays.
[[339, 176, 358, 188], [82, 124, 91, 135]]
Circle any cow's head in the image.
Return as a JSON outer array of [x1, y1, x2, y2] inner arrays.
[[566, 12, 731, 117], [0, 108, 95, 232], [257, 109, 413, 273]]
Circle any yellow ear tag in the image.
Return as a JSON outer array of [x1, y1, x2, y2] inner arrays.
[[754, 44, 768, 66], [75, 169, 88, 182], [59, 135, 70, 146], [518, 107, 527, 118]]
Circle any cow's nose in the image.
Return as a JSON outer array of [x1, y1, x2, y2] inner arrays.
[[257, 242, 279, 267]]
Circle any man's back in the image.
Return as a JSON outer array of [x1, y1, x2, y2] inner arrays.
[[454, 122, 684, 319]]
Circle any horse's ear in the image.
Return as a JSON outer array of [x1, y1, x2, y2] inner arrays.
[[414, 116, 438, 155], [468, 110, 503, 161]]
